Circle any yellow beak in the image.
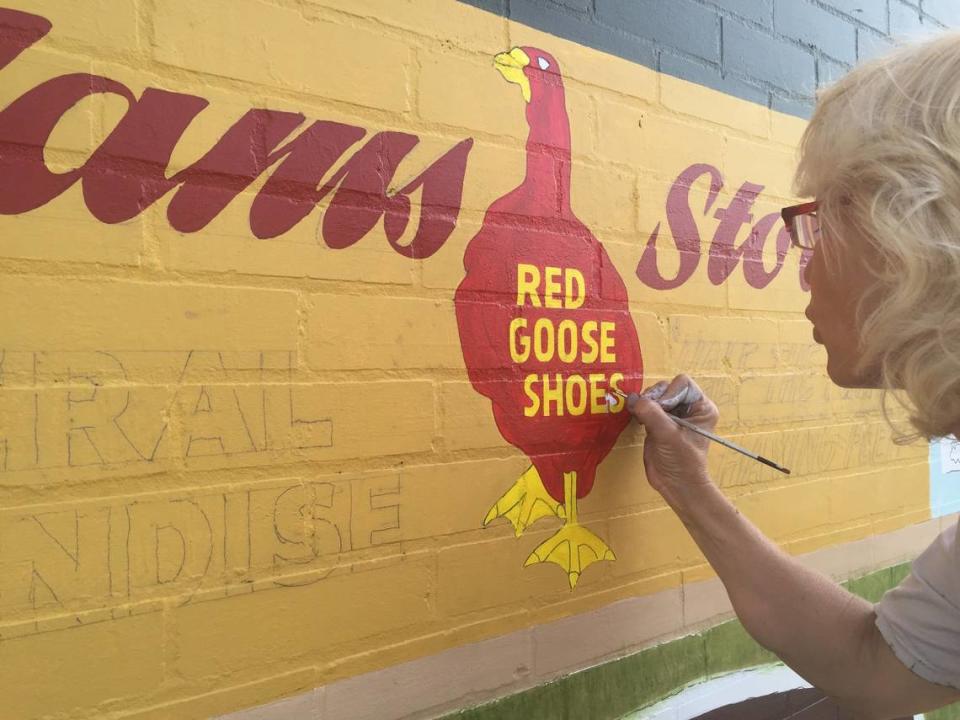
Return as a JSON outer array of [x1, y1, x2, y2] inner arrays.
[[494, 47, 531, 103]]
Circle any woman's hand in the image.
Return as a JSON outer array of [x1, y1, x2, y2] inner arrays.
[[626, 374, 720, 505]]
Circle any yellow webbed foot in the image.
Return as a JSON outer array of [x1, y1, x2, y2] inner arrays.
[[523, 472, 613, 588], [524, 522, 615, 589], [483, 465, 564, 537]]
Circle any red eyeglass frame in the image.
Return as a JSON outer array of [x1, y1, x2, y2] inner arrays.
[[781, 200, 818, 248]]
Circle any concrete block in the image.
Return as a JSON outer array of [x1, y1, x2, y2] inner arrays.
[[306, 0, 507, 54], [550, 0, 592, 11], [774, 0, 858, 64], [0, 614, 164, 719], [606, 507, 703, 578], [398, 456, 530, 542], [734, 478, 832, 542], [870, 516, 943, 569], [418, 50, 526, 139], [306, 294, 463, 371], [857, 27, 895, 61], [924, 0, 960, 26], [817, 0, 889, 33], [818, 57, 851, 87], [681, 575, 733, 628], [509, 0, 659, 69], [532, 587, 683, 678], [799, 534, 875, 581], [174, 554, 435, 677], [889, 0, 933, 39], [659, 56, 769, 134], [770, 93, 813, 120], [3, 0, 139, 56], [708, 0, 774, 27], [723, 17, 817, 93], [440, 381, 510, 452], [437, 527, 611, 616], [325, 631, 531, 720], [213, 688, 323, 720], [0, 276, 299, 351], [660, 52, 769, 110], [595, 0, 721, 63], [459, 0, 508, 13], [669, 314, 779, 373], [738, 373, 831, 427], [152, 0, 409, 112]]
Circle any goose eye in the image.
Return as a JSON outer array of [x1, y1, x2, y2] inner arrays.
[[537, 57, 550, 70]]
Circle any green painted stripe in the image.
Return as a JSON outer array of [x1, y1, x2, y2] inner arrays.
[[441, 562, 960, 719]]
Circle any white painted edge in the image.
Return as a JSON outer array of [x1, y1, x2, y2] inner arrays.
[[214, 516, 944, 720], [634, 665, 812, 719], [632, 665, 923, 720]]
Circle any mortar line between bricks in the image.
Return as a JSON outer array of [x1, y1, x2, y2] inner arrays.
[[0, 446, 924, 506]]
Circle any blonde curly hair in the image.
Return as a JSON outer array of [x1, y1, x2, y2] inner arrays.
[[795, 31, 960, 443]]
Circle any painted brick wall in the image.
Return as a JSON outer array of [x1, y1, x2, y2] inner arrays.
[[0, 2, 953, 719], [463, 0, 957, 115]]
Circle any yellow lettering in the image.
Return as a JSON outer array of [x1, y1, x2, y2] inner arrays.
[[566, 268, 585, 309], [509, 317, 530, 362], [523, 374, 540, 417], [566, 374, 587, 416], [582, 320, 599, 363], [533, 318, 555, 362], [600, 321, 617, 362], [609, 372, 625, 413], [544, 266, 562, 308], [542, 374, 563, 416], [516, 264, 541, 307], [589, 373, 608, 414], [557, 319, 577, 363]]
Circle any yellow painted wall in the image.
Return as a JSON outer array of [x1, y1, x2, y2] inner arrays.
[[0, 1, 928, 718]]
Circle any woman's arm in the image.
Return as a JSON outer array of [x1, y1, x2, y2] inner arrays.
[[673, 479, 960, 718], [628, 375, 960, 719]]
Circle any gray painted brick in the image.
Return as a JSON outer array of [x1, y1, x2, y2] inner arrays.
[[857, 27, 895, 60], [775, 0, 858, 63], [816, 0, 889, 33], [548, 0, 592, 12], [454, 0, 943, 121], [920, 11, 948, 27], [890, 0, 931, 37], [817, 57, 851, 86], [509, 0, 659, 68], [707, 0, 774, 27], [771, 93, 816, 118], [923, 0, 960, 26], [595, 0, 721, 62], [459, 0, 508, 13], [660, 51, 769, 106], [722, 17, 817, 92]]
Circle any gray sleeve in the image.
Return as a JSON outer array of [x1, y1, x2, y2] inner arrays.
[[874, 520, 960, 690]]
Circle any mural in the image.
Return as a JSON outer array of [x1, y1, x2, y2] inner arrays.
[[0, 2, 939, 717], [0, 8, 473, 258], [637, 164, 813, 293], [455, 47, 642, 587], [0, 6, 827, 595]]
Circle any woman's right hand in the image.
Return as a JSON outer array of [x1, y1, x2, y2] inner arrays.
[[626, 374, 719, 505]]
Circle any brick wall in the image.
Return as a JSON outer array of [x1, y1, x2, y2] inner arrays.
[[0, 1, 952, 718], [462, 0, 959, 115]]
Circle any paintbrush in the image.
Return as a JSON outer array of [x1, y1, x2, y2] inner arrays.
[[606, 387, 791, 475]]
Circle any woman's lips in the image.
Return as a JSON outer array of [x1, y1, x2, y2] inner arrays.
[[813, 327, 823, 344]]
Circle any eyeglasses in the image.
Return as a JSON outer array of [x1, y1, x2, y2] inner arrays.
[[781, 201, 819, 250]]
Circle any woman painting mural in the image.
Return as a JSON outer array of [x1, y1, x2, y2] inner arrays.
[[629, 32, 960, 717]]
